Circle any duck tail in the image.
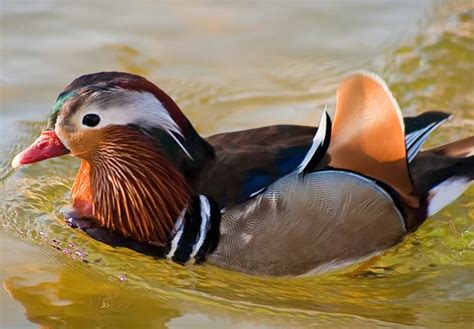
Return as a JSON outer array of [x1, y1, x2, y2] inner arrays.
[[430, 136, 474, 158], [415, 137, 474, 217]]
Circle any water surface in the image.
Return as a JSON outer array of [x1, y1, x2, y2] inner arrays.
[[1, 1, 473, 328]]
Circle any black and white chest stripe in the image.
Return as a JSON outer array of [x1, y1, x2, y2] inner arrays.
[[166, 195, 221, 265]]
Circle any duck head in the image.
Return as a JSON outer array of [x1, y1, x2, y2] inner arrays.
[[12, 72, 215, 245]]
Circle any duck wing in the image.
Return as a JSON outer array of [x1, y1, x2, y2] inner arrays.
[[208, 170, 406, 276], [195, 125, 316, 207]]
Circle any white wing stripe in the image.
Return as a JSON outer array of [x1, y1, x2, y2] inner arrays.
[[188, 195, 211, 263], [296, 109, 329, 173], [166, 208, 186, 259], [406, 119, 448, 162]]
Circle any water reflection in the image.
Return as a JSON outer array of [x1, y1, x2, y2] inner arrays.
[[4, 232, 473, 328]]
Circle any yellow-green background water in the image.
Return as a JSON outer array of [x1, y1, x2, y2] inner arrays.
[[1, 1, 473, 328]]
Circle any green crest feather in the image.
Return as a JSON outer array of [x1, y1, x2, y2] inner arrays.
[[47, 91, 75, 128]]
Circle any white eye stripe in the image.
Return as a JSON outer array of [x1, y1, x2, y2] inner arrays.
[[54, 90, 194, 158], [72, 91, 183, 136]]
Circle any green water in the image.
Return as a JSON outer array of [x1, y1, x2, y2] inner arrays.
[[1, 1, 473, 328]]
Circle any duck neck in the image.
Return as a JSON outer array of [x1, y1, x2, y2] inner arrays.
[[72, 172, 222, 263], [72, 126, 192, 245], [138, 123, 215, 181]]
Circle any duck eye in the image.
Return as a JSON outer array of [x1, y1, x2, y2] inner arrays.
[[82, 114, 101, 127]]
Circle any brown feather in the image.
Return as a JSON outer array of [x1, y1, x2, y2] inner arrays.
[[430, 136, 474, 158], [71, 126, 191, 245]]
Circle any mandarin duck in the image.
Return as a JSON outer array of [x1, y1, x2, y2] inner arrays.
[[12, 72, 473, 276]]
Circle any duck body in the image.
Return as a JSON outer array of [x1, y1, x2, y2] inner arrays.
[[12, 71, 473, 276]]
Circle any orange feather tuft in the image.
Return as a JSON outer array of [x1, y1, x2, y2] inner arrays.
[[71, 161, 94, 217]]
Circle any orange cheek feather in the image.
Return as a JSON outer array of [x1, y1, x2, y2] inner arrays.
[[68, 130, 104, 218], [71, 160, 94, 217]]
